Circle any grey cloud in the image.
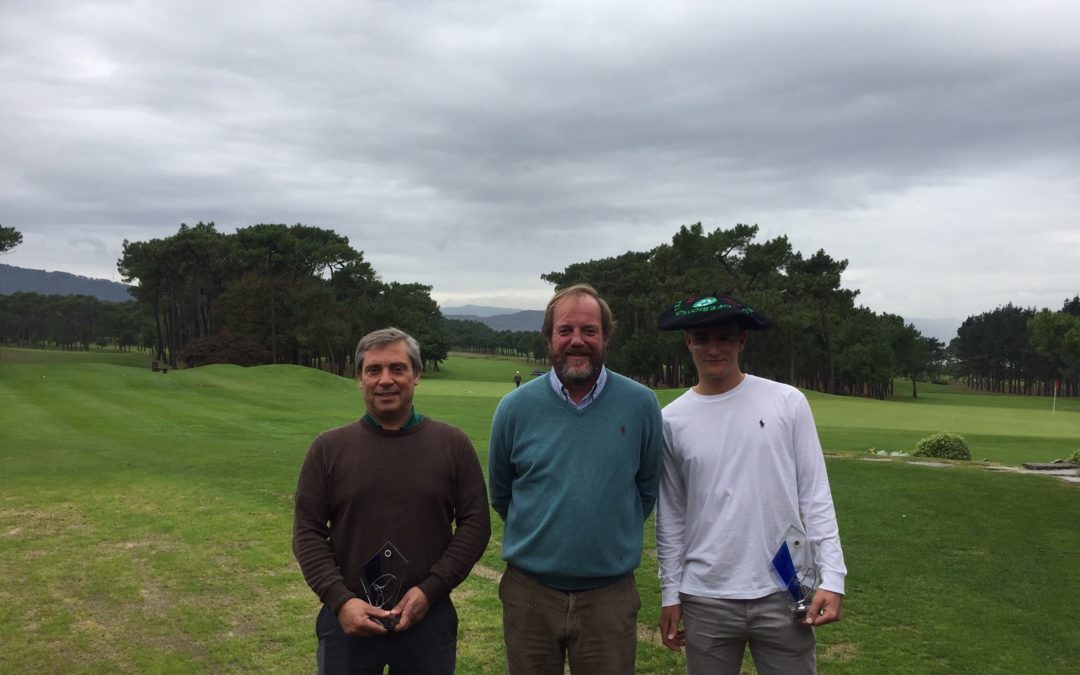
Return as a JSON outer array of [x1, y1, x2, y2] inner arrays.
[[2, 0, 1078, 320]]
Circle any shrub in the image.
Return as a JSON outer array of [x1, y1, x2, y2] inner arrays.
[[913, 432, 972, 461], [180, 332, 270, 368], [1068, 449, 1080, 465]]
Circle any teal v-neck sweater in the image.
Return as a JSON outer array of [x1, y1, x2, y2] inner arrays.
[[488, 370, 663, 589]]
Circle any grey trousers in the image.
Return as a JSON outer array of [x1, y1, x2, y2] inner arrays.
[[681, 591, 817, 675]]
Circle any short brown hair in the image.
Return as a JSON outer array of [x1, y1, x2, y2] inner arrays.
[[541, 283, 615, 345]]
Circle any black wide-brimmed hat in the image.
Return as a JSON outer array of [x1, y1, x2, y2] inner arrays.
[[657, 293, 773, 331]]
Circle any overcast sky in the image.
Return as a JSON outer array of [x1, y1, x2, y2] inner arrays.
[[2, 1, 1078, 328]]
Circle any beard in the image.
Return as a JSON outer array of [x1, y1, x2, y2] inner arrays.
[[552, 347, 605, 385]]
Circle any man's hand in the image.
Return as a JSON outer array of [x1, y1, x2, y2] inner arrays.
[[804, 589, 844, 626], [659, 604, 686, 652], [337, 598, 393, 636], [390, 586, 430, 632]]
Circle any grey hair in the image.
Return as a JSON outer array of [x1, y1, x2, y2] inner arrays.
[[354, 327, 422, 375]]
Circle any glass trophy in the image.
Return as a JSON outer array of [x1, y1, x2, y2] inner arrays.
[[771, 527, 819, 620], [360, 540, 409, 628]]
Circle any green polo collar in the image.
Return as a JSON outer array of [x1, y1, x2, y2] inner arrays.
[[364, 408, 424, 430]]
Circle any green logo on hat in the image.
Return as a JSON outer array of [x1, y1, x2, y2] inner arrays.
[[673, 296, 734, 318]]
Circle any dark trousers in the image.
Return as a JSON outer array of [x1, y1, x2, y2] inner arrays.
[[316, 597, 457, 674]]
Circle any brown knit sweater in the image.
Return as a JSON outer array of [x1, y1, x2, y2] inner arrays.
[[292, 417, 491, 616]]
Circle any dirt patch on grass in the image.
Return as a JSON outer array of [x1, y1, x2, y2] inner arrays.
[[0, 502, 91, 538], [226, 618, 259, 638], [139, 584, 174, 614], [471, 563, 503, 583], [454, 587, 476, 601], [947, 547, 987, 556], [865, 456, 1080, 484], [824, 641, 858, 662], [638, 623, 662, 645]]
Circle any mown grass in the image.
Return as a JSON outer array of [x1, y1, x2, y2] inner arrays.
[[1, 347, 1078, 673], [805, 380, 1080, 465]]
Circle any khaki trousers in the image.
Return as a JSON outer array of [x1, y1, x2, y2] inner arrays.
[[499, 565, 640, 674]]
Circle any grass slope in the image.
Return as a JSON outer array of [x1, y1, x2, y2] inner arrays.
[[1, 348, 1077, 673]]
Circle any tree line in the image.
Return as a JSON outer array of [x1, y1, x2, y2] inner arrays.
[[446, 223, 1076, 398], [3, 221, 1076, 398], [524, 223, 943, 396], [443, 318, 548, 362], [950, 298, 1080, 397], [0, 293, 150, 351], [115, 222, 449, 373], [547, 226, 1076, 398]]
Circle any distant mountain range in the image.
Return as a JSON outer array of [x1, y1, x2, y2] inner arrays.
[[443, 305, 543, 332], [440, 304, 527, 318], [0, 264, 133, 302]]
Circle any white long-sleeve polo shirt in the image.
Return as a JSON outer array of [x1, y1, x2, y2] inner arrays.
[[657, 375, 847, 606]]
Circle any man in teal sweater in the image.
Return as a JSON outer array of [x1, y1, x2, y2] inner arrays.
[[489, 283, 663, 674]]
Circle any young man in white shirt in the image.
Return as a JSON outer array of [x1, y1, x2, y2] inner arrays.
[[655, 293, 846, 675]]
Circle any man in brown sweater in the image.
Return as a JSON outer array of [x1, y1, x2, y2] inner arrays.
[[293, 327, 491, 674]]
